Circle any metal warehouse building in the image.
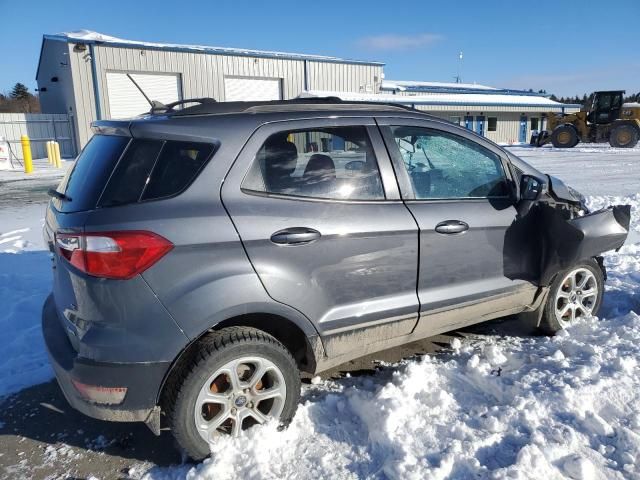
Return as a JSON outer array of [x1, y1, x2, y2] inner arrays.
[[36, 30, 579, 151], [36, 31, 384, 150], [305, 81, 581, 145]]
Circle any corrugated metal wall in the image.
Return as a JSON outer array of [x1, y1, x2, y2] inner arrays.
[[307, 62, 382, 93], [67, 43, 98, 152], [61, 43, 382, 147], [0, 113, 75, 159], [424, 110, 543, 145]]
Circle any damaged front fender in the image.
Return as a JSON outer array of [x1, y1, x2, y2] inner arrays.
[[505, 203, 631, 286]]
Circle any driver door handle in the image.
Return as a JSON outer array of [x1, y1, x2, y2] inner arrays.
[[270, 228, 321, 245], [435, 220, 469, 235]]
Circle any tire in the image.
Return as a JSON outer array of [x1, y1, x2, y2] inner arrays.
[[168, 327, 301, 460], [551, 125, 579, 148], [539, 258, 604, 335], [609, 124, 639, 148]]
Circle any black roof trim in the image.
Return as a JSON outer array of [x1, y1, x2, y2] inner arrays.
[[169, 97, 427, 117]]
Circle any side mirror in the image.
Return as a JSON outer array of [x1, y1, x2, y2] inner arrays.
[[397, 138, 416, 153], [520, 174, 547, 201]]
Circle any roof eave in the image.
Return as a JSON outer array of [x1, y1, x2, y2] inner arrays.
[[396, 101, 581, 109], [42, 34, 384, 67]]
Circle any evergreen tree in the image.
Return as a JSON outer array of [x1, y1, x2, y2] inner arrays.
[[10, 82, 30, 101]]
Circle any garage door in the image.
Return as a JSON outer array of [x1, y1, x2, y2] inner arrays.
[[224, 77, 282, 102], [106, 72, 182, 119]]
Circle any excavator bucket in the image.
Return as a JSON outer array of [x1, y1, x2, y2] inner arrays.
[[530, 130, 550, 147]]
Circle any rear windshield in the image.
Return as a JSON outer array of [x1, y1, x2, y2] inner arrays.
[[56, 135, 129, 212]]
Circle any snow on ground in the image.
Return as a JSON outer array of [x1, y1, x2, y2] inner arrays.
[[0, 145, 638, 479], [0, 203, 53, 397], [508, 144, 640, 197], [0, 157, 71, 183]]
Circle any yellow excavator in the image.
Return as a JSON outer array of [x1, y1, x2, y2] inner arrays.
[[532, 90, 640, 148]]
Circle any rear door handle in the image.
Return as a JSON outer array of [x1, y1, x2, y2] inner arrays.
[[270, 228, 321, 245], [435, 220, 469, 235]]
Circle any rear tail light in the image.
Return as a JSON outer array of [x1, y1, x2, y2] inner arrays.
[[55, 231, 173, 279]]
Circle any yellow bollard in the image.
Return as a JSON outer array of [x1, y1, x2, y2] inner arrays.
[[53, 142, 62, 168], [21, 135, 33, 174], [46, 141, 53, 164]]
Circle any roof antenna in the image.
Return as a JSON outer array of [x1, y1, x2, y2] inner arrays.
[[125, 73, 167, 112]]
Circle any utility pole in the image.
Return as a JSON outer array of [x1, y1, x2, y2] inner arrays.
[[455, 52, 463, 84]]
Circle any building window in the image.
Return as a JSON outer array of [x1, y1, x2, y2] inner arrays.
[[487, 117, 498, 132], [531, 118, 540, 131], [449, 116, 462, 125]]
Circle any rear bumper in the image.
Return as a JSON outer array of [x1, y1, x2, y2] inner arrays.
[[42, 294, 169, 428]]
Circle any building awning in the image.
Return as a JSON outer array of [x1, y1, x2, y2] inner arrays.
[[301, 90, 581, 111]]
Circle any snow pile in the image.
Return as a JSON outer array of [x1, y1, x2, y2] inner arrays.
[[146, 312, 640, 480], [145, 194, 640, 480]]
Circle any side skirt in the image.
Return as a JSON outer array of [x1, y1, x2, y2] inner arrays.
[[314, 286, 546, 374]]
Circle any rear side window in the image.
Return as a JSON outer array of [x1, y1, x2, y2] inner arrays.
[[57, 135, 130, 212], [98, 140, 215, 207], [142, 142, 214, 201]]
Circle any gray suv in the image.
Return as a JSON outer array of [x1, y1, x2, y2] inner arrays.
[[41, 98, 630, 459]]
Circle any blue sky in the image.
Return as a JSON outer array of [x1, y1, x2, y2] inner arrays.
[[1, 0, 638, 97]]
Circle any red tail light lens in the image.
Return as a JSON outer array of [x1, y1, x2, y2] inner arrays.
[[55, 231, 173, 279]]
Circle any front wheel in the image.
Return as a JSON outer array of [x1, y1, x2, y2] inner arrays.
[[539, 259, 604, 335], [168, 327, 301, 460], [609, 124, 639, 148]]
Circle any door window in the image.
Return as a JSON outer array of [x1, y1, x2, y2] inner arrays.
[[242, 126, 385, 200], [390, 126, 510, 199], [530, 117, 539, 131]]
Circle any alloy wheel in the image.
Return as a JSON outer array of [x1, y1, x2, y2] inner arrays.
[[554, 267, 599, 327], [194, 356, 287, 442]]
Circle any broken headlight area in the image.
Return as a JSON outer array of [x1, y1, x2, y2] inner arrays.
[[504, 202, 631, 287], [545, 175, 589, 217]]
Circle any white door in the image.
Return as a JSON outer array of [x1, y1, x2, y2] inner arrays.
[[224, 77, 282, 101], [106, 72, 182, 119]]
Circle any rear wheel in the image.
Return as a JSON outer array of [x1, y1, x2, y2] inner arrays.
[[168, 327, 301, 460], [539, 259, 604, 335], [609, 124, 639, 148], [551, 125, 579, 148]]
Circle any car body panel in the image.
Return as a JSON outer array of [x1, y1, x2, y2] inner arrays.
[[221, 117, 420, 341], [376, 118, 539, 332]]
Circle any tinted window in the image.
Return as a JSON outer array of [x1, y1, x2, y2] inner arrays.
[[242, 126, 385, 200], [57, 135, 129, 212], [142, 141, 214, 201], [99, 140, 163, 207], [391, 126, 509, 199]]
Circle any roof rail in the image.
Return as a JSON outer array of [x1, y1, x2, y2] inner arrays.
[[168, 96, 429, 117]]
